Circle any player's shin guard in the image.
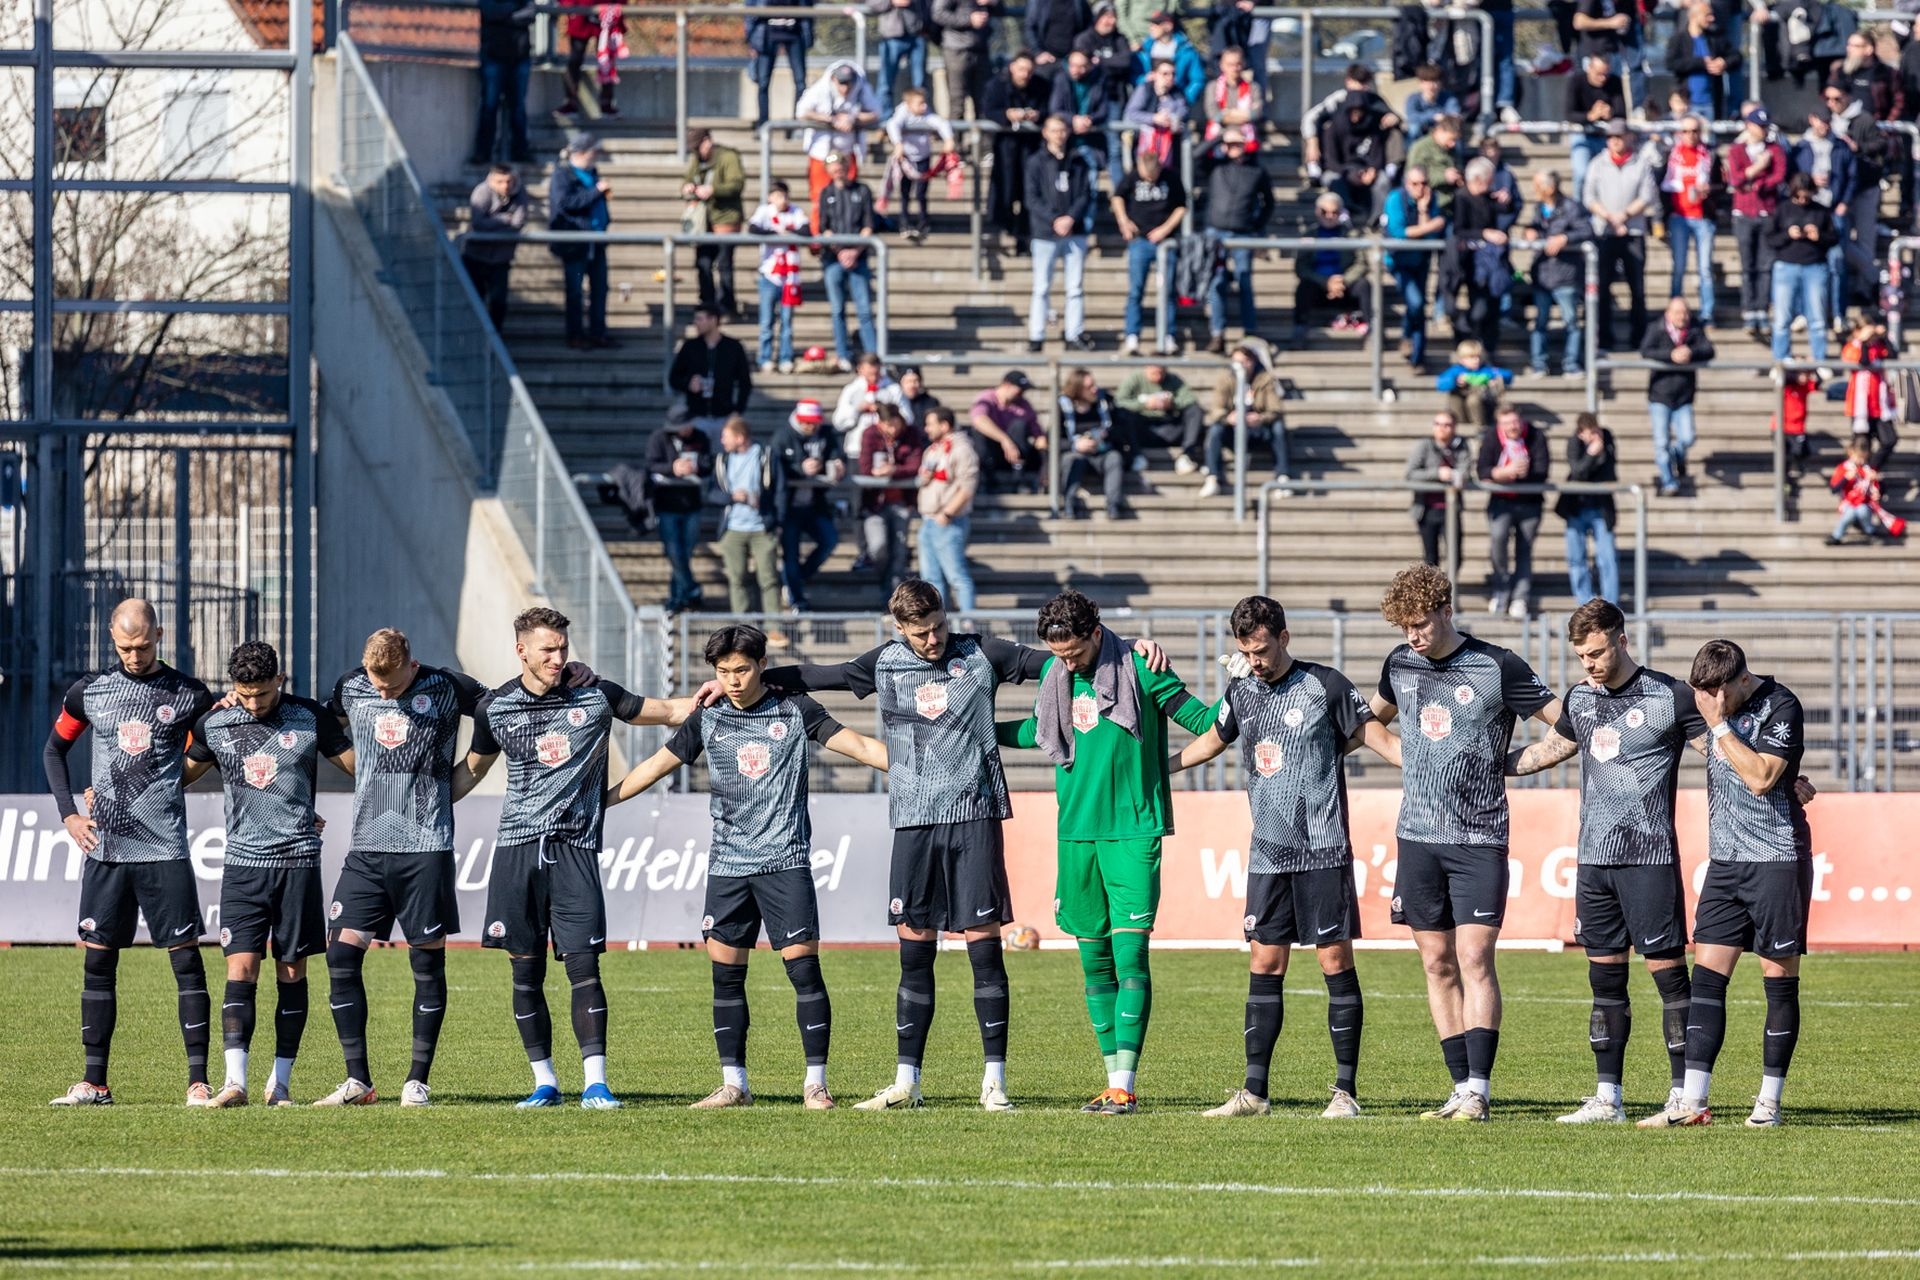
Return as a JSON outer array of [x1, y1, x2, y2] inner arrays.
[[170, 947, 211, 1087], [711, 961, 750, 1076], [1440, 1033, 1469, 1088], [1324, 966, 1363, 1096], [784, 955, 831, 1067], [1760, 975, 1800, 1101], [967, 936, 1011, 1071], [1651, 965, 1691, 1090], [1683, 965, 1731, 1100], [1111, 931, 1152, 1084], [1463, 1026, 1499, 1098], [510, 954, 553, 1063], [1242, 972, 1283, 1099], [1587, 962, 1631, 1093], [407, 947, 448, 1085], [80, 948, 119, 1087], [1077, 937, 1119, 1069], [565, 951, 609, 1059], [325, 941, 372, 1084], [274, 977, 307, 1077], [895, 939, 937, 1071], [222, 979, 257, 1084]]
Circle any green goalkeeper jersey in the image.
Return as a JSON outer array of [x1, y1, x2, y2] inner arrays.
[[998, 653, 1214, 842]]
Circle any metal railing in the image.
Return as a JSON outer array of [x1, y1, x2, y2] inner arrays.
[[1272, 5, 1494, 128]]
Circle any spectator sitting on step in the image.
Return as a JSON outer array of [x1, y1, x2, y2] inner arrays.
[[668, 303, 754, 447], [1842, 314, 1899, 471], [772, 398, 846, 612], [714, 415, 786, 615], [832, 351, 909, 450], [462, 163, 528, 332], [858, 403, 925, 598], [1828, 438, 1897, 544], [1405, 113, 1466, 218], [1404, 409, 1471, 571], [1200, 340, 1286, 499], [897, 364, 939, 426], [882, 86, 956, 242], [684, 130, 746, 322], [1403, 63, 1460, 144], [747, 180, 811, 373], [1300, 63, 1398, 184], [1116, 361, 1205, 474], [815, 151, 879, 371], [799, 62, 881, 223], [1058, 367, 1134, 519], [1477, 403, 1549, 619], [548, 132, 616, 351], [1641, 294, 1714, 496], [644, 402, 716, 615], [1436, 339, 1513, 429], [1290, 191, 1369, 345], [1556, 411, 1620, 605], [969, 368, 1047, 491]]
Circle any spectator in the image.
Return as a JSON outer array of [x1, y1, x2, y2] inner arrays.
[[1574, 0, 1644, 117], [870, 0, 931, 122], [1448, 157, 1514, 357], [1825, 85, 1889, 245], [772, 398, 846, 612], [1768, 171, 1837, 364], [1200, 341, 1287, 499], [969, 369, 1047, 490], [1403, 63, 1461, 144], [1582, 120, 1658, 349], [1132, 9, 1207, 106], [747, 180, 810, 373], [1123, 58, 1190, 170], [1319, 88, 1394, 226], [1666, 2, 1740, 121], [1828, 438, 1894, 544], [1025, 0, 1091, 73], [1557, 411, 1619, 605], [548, 132, 615, 351], [644, 404, 715, 614], [1202, 47, 1264, 155], [917, 406, 980, 610], [1828, 29, 1901, 122], [669, 303, 753, 445], [714, 416, 785, 615], [471, 0, 533, 165], [1384, 165, 1447, 367], [1661, 115, 1717, 324], [984, 54, 1049, 253], [684, 129, 746, 321], [1776, 367, 1820, 477], [799, 62, 881, 220], [858, 403, 925, 596], [1075, 2, 1135, 186], [898, 365, 939, 425], [746, 0, 814, 128], [1727, 106, 1787, 338], [1058, 368, 1133, 519], [1114, 0, 1154, 45], [1209, 0, 1271, 98], [1794, 104, 1857, 334], [1301, 64, 1398, 183], [1114, 147, 1186, 356], [1026, 115, 1097, 353], [1404, 409, 1471, 571], [462, 164, 527, 332], [1116, 362, 1205, 473], [832, 352, 907, 448], [883, 86, 957, 242], [1486, 0, 1519, 125], [1842, 315, 1899, 470], [557, 1, 622, 118], [1436, 339, 1513, 428], [1406, 113, 1466, 217], [1205, 130, 1276, 352], [1641, 295, 1714, 496], [1566, 55, 1626, 205], [1476, 405, 1550, 618], [1520, 169, 1591, 378], [931, 0, 999, 121], [815, 151, 879, 371], [1290, 191, 1368, 346], [1050, 50, 1112, 200]]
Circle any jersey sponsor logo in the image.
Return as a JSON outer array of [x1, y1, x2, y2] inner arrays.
[[117, 719, 152, 755], [373, 712, 410, 749], [1624, 707, 1646, 729], [1589, 726, 1622, 763], [915, 681, 949, 719], [1764, 721, 1794, 748], [242, 753, 280, 788], [1453, 684, 1475, 705], [567, 706, 588, 728], [1071, 693, 1099, 733], [279, 730, 298, 749], [1390, 895, 1402, 915], [536, 732, 572, 767], [157, 704, 176, 724], [768, 721, 788, 741], [948, 659, 967, 677], [1282, 707, 1305, 729], [1737, 713, 1756, 737], [1253, 740, 1285, 777], [1419, 703, 1453, 741], [736, 742, 772, 780], [487, 920, 506, 938], [412, 694, 432, 714]]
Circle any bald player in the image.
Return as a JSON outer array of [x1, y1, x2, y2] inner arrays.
[[45, 600, 216, 1106]]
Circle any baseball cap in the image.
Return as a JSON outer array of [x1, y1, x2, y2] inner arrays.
[[834, 63, 858, 84], [1001, 370, 1033, 390], [1744, 106, 1772, 127], [566, 130, 600, 154], [1602, 119, 1629, 137], [791, 399, 825, 425]]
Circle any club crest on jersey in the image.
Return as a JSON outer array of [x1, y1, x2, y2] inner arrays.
[[242, 753, 279, 788], [890, 897, 905, 914], [157, 704, 176, 724], [1589, 726, 1621, 763], [737, 742, 772, 780], [1253, 740, 1284, 777], [568, 706, 589, 728], [328, 900, 343, 921], [117, 720, 152, 756], [79, 917, 96, 932], [536, 732, 572, 767], [768, 721, 789, 741], [1282, 707, 1305, 729], [1243, 914, 1257, 933], [1453, 685, 1474, 705], [701, 914, 715, 931], [948, 659, 967, 678], [1624, 707, 1646, 729], [219, 927, 232, 947], [916, 681, 949, 719], [487, 920, 506, 938], [412, 694, 432, 714], [1071, 693, 1099, 733], [373, 711, 409, 749], [1419, 704, 1452, 741], [1737, 714, 1756, 737], [279, 730, 298, 749]]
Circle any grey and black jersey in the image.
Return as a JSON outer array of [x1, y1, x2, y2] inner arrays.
[[1704, 676, 1811, 864], [764, 633, 1043, 827], [470, 664, 648, 848], [329, 664, 485, 853], [1553, 667, 1707, 868], [187, 694, 351, 868], [1378, 636, 1554, 846], [1215, 661, 1374, 873], [50, 665, 214, 863], [665, 691, 842, 877]]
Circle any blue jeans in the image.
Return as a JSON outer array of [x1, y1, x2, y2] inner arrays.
[[917, 514, 975, 611], [1245, 37, 1270, 99], [1124, 237, 1172, 339], [1668, 216, 1716, 323], [1530, 283, 1581, 372], [1648, 401, 1695, 489], [562, 251, 608, 340], [756, 276, 794, 365], [473, 55, 530, 160], [1395, 260, 1429, 364], [1563, 506, 1618, 605], [1101, 97, 1126, 187], [875, 36, 926, 120], [1029, 235, 1087, 342], [1209, 246, 1257, 337], [781, 506, 839, 606], [656, 510, 702, 610], [1833, 504, 1877, 540], [1569, 135, 1603, 204], [1726, 11, 1748, 107], [1492, 9, 1516, 109], [753, 40, 807, 125], [1770, 260, 1830, 362], [1610, 44, 1645, 116], [1828, 212, 1850, 322], [822, 258, 877, 362]]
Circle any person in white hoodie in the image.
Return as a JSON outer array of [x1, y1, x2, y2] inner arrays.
[[798, 60, 881, 225], [831, 352, 909, 450]]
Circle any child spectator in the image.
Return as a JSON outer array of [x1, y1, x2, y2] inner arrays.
[[747, 181, 811, 373], [1828, 439, 1896, 544], [1775, 367, 1820, 477], [558, 2, 624, 117], [1842, 316, 1899, 470], [1435, 339, 1513, 429], [882, 86, 957, 241], [858, 404, 925, 598]]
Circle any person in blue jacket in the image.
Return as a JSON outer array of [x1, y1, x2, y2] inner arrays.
[[1131, 8, 1205, 106]]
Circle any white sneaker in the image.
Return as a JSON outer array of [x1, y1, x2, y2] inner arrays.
[[1745, 1096, 1783, 1127], [1202, 1087, 1271, 1117], [399, 1080, 432, 1107], [1157, 335, 1180, 355], [852, 1080, 925, 1111], [980, 1080, 1015, 1112], [185, 1082, 213, 1108], [1172, 452, 1198, 476], [1321, 1086, 1362, 1119], [1499, 104, 1521, 125], [311, 1078, 375, 1107], [1197, 475, 1220, 499], [777, 360, 794, 374], [1452, 1090, 1490, 1122], [49, 1081, 113, 1107], [1791, 314, 1808, 333], [1420, 1088, 1469, 1120], [209, 1081, 249, 1109], [1556, 1095, 1626, 1124], [759, 360, 775, 374], [1122, 333, 1140, 355], [1508, 598, 1528, 620], [690, 1083, 753, 1109], [1635, 1096, 1711, 1127]]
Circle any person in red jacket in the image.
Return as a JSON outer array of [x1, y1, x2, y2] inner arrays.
[[558, 1, 623, 118], [1773, 367, 1820, 477], [1726, 108, 1787, 339], [1841, 316, 1899, 470]]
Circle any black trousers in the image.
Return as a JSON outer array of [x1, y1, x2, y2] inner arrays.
[[695, 237, 737, 315], [462, 255, 511, 330], [1734, 215, 1772, 319], [1416, 502, 1461, 572], [1594, 234, 1645, 349]]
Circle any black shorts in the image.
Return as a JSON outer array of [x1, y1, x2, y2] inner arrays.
[[890, 819, 1014, 932], [220, 864, 326, 961], [1692, 858, 1814, 960], [78, 858, 203, 949], [1392, 839, 1510, 932], [1574, 862, 1688, 957], [1244, 865, 1362, 946], [482, 839, 608, 957], [328, 849, 460, 946], [703, 866, 819, 949]]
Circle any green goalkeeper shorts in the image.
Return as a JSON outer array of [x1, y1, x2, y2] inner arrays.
[[1054, 837, 1162, 939]]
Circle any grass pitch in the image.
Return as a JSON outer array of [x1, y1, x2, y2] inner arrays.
[[3, 944, 1919, 1278]]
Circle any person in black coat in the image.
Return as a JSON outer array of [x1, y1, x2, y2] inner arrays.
[[1556, 412, 1620, 604], [1050, 48, 1111, 187], [1664, 3, 1741, 123], [1024, 0, 1090, 69], [472, 0, 534, 163], [983, 54, 1049, 248], [548, 133, 615, 349], [1476, 404, 1550, 617], [1448, 158, 1512, 358], [747, 0, 815, 126], [1767, 171, 1838, 365], [1639, 295, 1714, 495]]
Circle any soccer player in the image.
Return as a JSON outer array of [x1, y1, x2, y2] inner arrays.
[[1370, 565, 1561, 1121], [1506, 599, 1706, 1123], [456, 607, 689, 1110], [184, 641, 355, 1107], [44, 599, 216, 1106], [607, 624, 888, 1109], [997, 589, 1215, 1115], [1639, 640, 1815, 1128], [314, 628, 485, 1107], [1170, 596, 1401, 1118], [746, 577, 1166, 1113]]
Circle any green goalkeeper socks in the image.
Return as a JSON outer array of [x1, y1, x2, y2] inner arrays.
[[1077, 937, 1119, 1073], [1111, 930, 1152, 1075]]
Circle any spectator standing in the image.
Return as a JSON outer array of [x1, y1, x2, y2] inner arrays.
[[1058, 368, 1133, 519], [462, 164, 527, 332], [1025, 0, 1091, 75], [772, 399, 846, 612], [1384, 166, 1447, 367], [1205, 131, 1276, 351], [645, 404, 716, 614], [1076, 3, 1135, 186], [1406, 114, 1466, 218], [883, 87, 956, 242], [917, 407, 980, 610], [1052, 52, 1111, 216], [548, 133, 615, 351], [1828, 29, 1902, 122], [1842, 316, 1899, 470], [471, 0, 533, 165], [714, 417, 786, 615], [858, 404, 925, 596], [1436, 339, 1513, 429], [1289, 191, 1368, 346], [1403, 63, 1461, 144], [799, 63, 882, 220], [816, 152, 879, 371], [1640, 295, 1714, 496], [1132, 9, 1207, 106], [1026, 116, 1097, 353], [1665, 2, 1740, 121], [870, 0, 931, 121], [1557, 412, 1619, 605], [932, 0, 999, 121], [1404, 409, 1471, 571], [1200, 342, 1287, 499], [1661, 116, 1718, 324], [1202, 47, 1264, 155], [746, 0, 814, 128], [1768, 171, 1837, 364], [1520, 169, 1591, 378], [1123, 58, 1190, 170], [1582, 120, 1658, 349], [684, 130, 746, 321], [969, 370, 1047, 490], [1209, 0, 1271, 98], [983, 55, 1049, 252], [1116, 363, 1205, 472], [1478, 135, 1522, 229], [557, 1, 623, 118], [668, 304, 754, 445], [832, 352, 908, 448], [1114, 148, 1186, 356], [747, 181, 811, 373], [1727, 107, 1787, 339], [1566, 56, 1626, 205], [1573, 0, 1644, 116], [1477, 405, 1550, 618], [1794, 104, 1857, 333], [1449, 158, 1514, 357]]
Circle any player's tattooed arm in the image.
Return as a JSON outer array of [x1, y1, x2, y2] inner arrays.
[[450, 750, 498, 801], [1171, 727, 1229, 774], [604, 745, 684, 808], [822, 726, 889, 771], [1507, 732, 1578, 776], [1352, 718, 1402, 767]]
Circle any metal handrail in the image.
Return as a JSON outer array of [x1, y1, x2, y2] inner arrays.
[[1266, 5, 1494, 128]]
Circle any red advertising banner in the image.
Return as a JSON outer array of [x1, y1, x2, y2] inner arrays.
[[1002, 791, 1920, 948]]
